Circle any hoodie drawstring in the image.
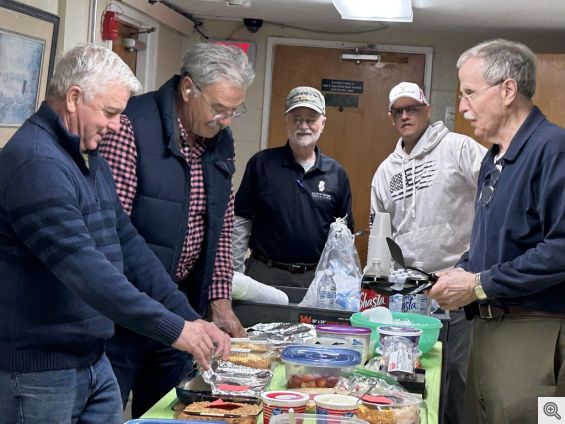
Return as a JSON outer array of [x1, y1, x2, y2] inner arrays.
[[412, 159, 416, 220], [401, 159, 407, 214]]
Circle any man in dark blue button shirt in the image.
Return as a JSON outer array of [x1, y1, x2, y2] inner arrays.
[[428, 39, 565, 423], [233, 86, 354, 288]]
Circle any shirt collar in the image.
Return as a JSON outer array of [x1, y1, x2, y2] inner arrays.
[[31, 101, 90, 174], [281, 142, 328, 172], [497, 106, 545, 163]]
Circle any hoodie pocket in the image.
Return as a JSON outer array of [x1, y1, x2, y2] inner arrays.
[[394, 223, 468, 272]]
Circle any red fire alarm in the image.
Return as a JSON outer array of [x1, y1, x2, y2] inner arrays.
[[101, 10, 119, 41]]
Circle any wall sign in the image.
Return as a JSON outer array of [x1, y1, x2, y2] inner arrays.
[[321, 79, 364, 94]]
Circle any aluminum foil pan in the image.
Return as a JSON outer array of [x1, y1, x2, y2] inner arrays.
[[246, 322, 316, 344], [201, 359, 272, 398]]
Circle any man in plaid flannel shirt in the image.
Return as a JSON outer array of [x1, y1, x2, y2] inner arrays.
[[99, 43, 255, 418]]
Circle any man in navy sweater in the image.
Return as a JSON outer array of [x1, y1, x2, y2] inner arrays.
[[428, 39, 565, 422], [0, 44, 230, 424]]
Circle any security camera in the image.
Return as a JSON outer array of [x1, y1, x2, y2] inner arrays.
[[243, 18, 263, 33]]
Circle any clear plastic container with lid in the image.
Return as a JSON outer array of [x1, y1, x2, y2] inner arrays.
[[357, 392, 423, 424], [315, 324, 371, 363], [270, 413, 368, 424], [281, 345, 362, 389]]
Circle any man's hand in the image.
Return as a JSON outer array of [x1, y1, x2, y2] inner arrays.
[[427, 268, 476, 310], [211, 298, 247, 338], [171, 319, 231, 370]]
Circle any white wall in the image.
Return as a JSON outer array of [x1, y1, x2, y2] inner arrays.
[[11, 1, 565, 187], [180, 20, 565, 187]]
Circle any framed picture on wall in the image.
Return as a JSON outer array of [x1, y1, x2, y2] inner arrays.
[[0, 0, 59, 146]]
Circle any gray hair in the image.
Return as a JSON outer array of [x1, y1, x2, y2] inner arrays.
[[457, 39, 536, 98], [180, 42, 255, 90], [47, 44, 142, 101]]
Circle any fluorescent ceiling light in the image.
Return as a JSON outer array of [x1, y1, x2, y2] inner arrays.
[[332, 0, 413, 23]]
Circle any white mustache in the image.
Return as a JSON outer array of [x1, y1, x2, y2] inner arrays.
[[206, 120, 226, 131], [463, 112, 475, 120]]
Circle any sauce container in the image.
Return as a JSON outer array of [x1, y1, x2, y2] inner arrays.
[[314, 393, 360, 420], [316, 325, 371, 363], [261, 391, 310, 424]]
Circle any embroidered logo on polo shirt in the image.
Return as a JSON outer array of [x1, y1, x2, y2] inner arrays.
[[311, 179, 333, 201]]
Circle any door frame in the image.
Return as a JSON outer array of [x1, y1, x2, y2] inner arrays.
[[261, 37, 434, 149], [108, 0, 159, 92]]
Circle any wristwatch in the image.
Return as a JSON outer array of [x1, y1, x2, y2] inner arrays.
[[473, 273, 487, 300]]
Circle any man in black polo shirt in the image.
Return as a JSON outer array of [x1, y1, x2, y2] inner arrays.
[[233, 86, 354, 288]]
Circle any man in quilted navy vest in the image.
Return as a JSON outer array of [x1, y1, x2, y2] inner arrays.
[[99, 42, 255, 417]]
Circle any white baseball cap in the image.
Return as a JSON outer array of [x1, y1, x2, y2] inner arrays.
[[389, 82, 428, 110]]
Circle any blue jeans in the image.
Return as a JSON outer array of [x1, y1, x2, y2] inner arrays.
[[0, 353, 122, 424], [106, 326, 193, 418]]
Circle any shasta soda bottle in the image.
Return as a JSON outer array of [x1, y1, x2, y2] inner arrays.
[[360, 259, 390, 311]]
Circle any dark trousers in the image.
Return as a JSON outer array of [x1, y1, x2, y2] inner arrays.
[[465, 316, 565, 423], [443, 309, 472, 424], [105, 326, 193, 418], [244, 256, 315, 288]]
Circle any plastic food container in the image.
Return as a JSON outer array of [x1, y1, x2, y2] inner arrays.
[[227, 349, 277, 369], [350, 311, 442, 353], [175, 399, 262, 424], [314, 393, 359, 418], [316, 325, 371, 363], [377, 325, 422, 347], [281, 345, 362, 389], [261, 391, 310, 424], [270, 413, 368, 424], [357, 392, 422, 424], [231, 338, 276, 353]]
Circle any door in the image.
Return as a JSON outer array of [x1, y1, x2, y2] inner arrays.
[[267, 44, 427, 265]]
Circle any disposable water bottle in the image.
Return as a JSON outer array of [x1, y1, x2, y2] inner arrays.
[[317, 271, 337, 309], [389, 294, 403, 312], [413, 262, 430, 315], [387, 271, 402, 312]]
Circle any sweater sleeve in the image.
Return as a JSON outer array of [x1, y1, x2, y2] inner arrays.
[[234, 154, 258, 220], [3, 158, 196, 346], [115, 200, 200, 322]]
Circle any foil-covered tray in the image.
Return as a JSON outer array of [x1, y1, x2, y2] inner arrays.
[[201, 359, 272, 398], [246, 322, 316, 344]]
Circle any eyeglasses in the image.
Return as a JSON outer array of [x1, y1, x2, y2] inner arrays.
[[390, 104, 427, 119], [479, 162, 503, 205], [190, 78, 247, 121], [459, 81, 503, 104]]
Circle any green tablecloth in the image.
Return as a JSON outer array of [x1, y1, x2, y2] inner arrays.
[[142, 342, 442, 424]]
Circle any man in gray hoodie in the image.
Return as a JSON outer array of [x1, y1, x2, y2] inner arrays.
[[370, 82, 486, 424]]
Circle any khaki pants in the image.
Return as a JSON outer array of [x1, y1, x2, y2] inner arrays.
[[465, 315, 565, 423]]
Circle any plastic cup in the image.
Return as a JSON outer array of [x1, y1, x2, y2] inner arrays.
[[261, 391, 310, 424]]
